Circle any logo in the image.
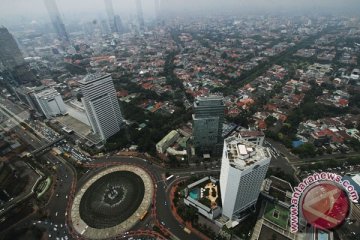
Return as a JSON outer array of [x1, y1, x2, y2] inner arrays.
[[301, 182, 350, 230], [290, 172, 359, 233]]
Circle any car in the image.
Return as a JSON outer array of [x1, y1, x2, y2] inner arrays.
[[161, 221, 165, 225], [164, 201, 167, 206]]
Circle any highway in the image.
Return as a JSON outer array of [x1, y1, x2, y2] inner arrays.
[[89, 156, 203, 240], [4, 117, 298, 240], [1, 107, 76, 239], [0, 96, 315, 240]]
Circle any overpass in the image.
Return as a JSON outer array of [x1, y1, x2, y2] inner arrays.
[[31, 136, 65, 156]]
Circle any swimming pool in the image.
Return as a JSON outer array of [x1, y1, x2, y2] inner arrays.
[[189, 189, 199, 200], [317, 230, 329, 240]]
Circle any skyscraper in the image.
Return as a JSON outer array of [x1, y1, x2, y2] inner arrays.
[[220, 137, 271, 223], [104, 0, 123, 33], [33, 88, 67, 119], [43, 0, 69, 42], [154, 0, 161, 22], [79, 73, 123, 141], [113, 15, 124, 33], [192, 95, 225, 156], [0, 27, 37, 84], [0, 27, 25, 71], [135, 0, 145, 30]]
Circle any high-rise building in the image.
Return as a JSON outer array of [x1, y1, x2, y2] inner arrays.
[[135, 0, 145, 30], [192, 96, 225, 156], [0, 27, 25, 71], [154, 0, 160, 22], [15, 86, 46, 114], [16, 86, 66, 118], [220, 137, 271, 223], [113, 15, 124, 33], [34, 88, 66, 119], [43, 0, 69, 42], [79, 73, 123, 141], [104, 0, 123, 33]]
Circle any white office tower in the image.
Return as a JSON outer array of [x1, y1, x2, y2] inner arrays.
[[79, 73, 123, 141], [34, 88, 66, 119], [220, 136, 271, 225]]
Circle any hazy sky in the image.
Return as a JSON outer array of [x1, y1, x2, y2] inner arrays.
[[0, 0, 360, 25]]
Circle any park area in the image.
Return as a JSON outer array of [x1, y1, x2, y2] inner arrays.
[[263, 202, 289, 229]]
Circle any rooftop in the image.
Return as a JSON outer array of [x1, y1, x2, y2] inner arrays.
[[79, 73, 110, 84], [186, 176, 221, 211], [238, 130, 265, 138], [156, 130, 179, 147], [224, 137, 270, 170], [36, 88, 60, 99], [194, 95, 224, 107]]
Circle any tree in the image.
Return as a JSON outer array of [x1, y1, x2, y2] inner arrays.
[[265, 115, 277, 128], [348, 138, 360, 152], [292, 143, 316, 158], [76, 93, 83, 101], [64, 63, 87, 75]]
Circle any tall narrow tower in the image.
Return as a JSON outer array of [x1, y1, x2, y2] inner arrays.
[[135, 0, 145, 30], [154, 0, 160, 22], [0, 27, 24, 71], [43, 0, 69, 42], [220, 137, 271, 223], [192, 95, 225, 156], [0, 27, 37, 84], [104, 0, 123, 33], [79, 73, 124, 141]]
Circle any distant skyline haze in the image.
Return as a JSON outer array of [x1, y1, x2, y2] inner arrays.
[[0, 0, 359, 26]]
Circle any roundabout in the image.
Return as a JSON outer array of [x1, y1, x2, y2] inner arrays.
[[70, 165, 154, 239]]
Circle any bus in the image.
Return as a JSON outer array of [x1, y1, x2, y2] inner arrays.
[[166, 175, 174, 181], [139, 211, 148, 220]]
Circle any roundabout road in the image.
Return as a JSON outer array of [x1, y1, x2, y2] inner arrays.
[[78, 156, 203, 240], [70, 165, 154, 239]]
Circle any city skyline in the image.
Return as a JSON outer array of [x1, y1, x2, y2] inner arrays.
[[1, 0, 360, 25]]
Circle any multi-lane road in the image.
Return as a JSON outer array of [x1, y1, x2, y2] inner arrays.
[[88, 156, 205, 240], [3, 108, 206, 240], [7, 96, 356, 240]]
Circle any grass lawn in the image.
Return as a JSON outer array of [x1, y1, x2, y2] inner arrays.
[[263, 202, 289, 229]]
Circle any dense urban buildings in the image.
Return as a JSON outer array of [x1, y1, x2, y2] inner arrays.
[[1, 1, 360, 239], [79, 73, 123, 141], [220, 136, 271, 224], [192, 96, 225, 156]]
